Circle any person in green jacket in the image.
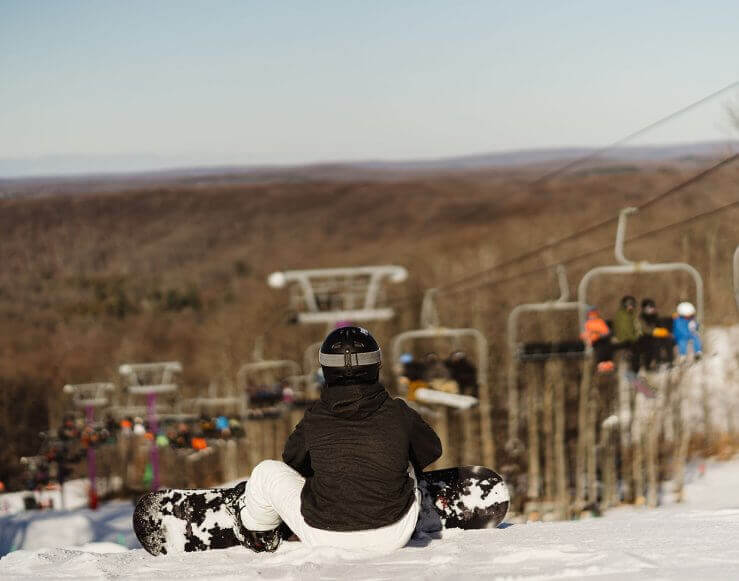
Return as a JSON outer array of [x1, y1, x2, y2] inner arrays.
[[613, 295, 640, 343], [613, 295, 643, 373]]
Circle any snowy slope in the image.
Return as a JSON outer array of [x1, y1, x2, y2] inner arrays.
[[1, 458, 738, 580], [1, 324, 736, 579]]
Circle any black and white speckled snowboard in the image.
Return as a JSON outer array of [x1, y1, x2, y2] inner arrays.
[[133, 466, 509, 555]]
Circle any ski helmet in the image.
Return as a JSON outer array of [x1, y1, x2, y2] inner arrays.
[[676, 301, 696, 317], [319, 326, 382, 386]]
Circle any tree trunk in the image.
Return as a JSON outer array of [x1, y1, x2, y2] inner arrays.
[[575, 356, 593, 509], [526, 364, 541, 501]]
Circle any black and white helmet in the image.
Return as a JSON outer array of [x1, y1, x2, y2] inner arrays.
[[319, 326, 382, 386]]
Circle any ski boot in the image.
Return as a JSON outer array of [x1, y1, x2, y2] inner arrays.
[[596, 360, 615, 374], [240, 526, 282, 552]]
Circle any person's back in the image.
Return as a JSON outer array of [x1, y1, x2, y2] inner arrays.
[[284, 381, 439, 531]]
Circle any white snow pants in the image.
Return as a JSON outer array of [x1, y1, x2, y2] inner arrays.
[[239, 460, 420, 553]]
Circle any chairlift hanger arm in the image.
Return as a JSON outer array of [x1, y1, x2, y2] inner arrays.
[[577, 207, 705, 328], [506, 265, 578, 352]]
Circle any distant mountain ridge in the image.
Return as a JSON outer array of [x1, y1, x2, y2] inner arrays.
[[0, 140, 736, 199]]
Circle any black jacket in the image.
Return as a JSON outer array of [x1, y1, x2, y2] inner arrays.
[[282, 382, 441, 532]]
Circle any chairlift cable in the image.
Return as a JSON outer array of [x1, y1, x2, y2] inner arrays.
[[433, 153, 737, 297], [440, 198, 739, 298], [530, 80, 739, 185], [386, 195, 738, 308]]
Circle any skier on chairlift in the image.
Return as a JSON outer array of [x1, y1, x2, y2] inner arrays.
[[639, 298, 674, 369], [613, 295, 641, 370], [581, 307, 615, 374], [673, 301, 702, 361], [236, 326, 442, 553]]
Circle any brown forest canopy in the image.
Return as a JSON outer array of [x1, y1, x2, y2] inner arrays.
[[0, 159, 737, 485]]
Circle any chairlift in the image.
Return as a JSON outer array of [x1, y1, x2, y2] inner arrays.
[[236, 358, 302, 412], [505, 265, 584, 445], [573, 208, 704, 509], [179, 396, 248, 420], [267, 265, 408, 325], [577, 207, 704, 330], [62, 382, 115, 508], [63, 382, 115, 409], [390, 288, 495, 468], [119, 361, 182, 490]]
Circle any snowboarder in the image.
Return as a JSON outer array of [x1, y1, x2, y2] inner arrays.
[[237, 326, 442, 553]]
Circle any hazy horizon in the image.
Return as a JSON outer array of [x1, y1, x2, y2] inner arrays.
[[1, 138, 737, 181]]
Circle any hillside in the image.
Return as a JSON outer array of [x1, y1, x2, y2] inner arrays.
[[0, 158, 737, 487]]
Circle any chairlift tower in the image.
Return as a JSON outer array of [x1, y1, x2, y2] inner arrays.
[[118, 361, 182, 490], [62, 382, 114, 508], [733, 246, 739, 311], [268, 265, 408, 325]]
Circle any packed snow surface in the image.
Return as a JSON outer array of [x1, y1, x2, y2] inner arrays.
[[1, 457, 738, 580]]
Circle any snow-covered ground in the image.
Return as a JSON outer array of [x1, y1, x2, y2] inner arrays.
[[1, 456, 738, 580], [0, 478, 123, 517]]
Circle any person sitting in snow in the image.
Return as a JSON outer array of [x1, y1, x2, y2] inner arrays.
[[673, 301, 702, 361], [237, 326, 442, 553]]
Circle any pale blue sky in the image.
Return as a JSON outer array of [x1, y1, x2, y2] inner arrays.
[[1, 0, 737, 175]]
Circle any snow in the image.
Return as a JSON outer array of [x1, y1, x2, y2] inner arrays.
[[0, 501, 138, 557], [1, 457, 738, 580], [0, 477, 123, 517]]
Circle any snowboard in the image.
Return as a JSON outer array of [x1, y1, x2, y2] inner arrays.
[[133, 465, 509, 555], [414, 388, 478, 410]]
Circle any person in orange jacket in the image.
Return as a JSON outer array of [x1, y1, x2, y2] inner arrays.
[[581, 307, 614, 373]]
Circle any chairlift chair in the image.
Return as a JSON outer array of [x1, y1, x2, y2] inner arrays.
[[118, 361, 182, 490], [61, 382, 115, 508], [390, 289, 495, 468], [505, 265, 585, 445], [237, 358, 302, 412], [63, 382, 115, 410], [267, 265, 408, 325], [577, 207, 704, 330]]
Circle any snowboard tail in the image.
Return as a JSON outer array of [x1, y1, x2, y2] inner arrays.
[[134, 465, 509, 556], [133, 481, 248, 555]]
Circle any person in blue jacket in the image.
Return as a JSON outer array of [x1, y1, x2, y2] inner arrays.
[[673, 301, 702, 360]]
